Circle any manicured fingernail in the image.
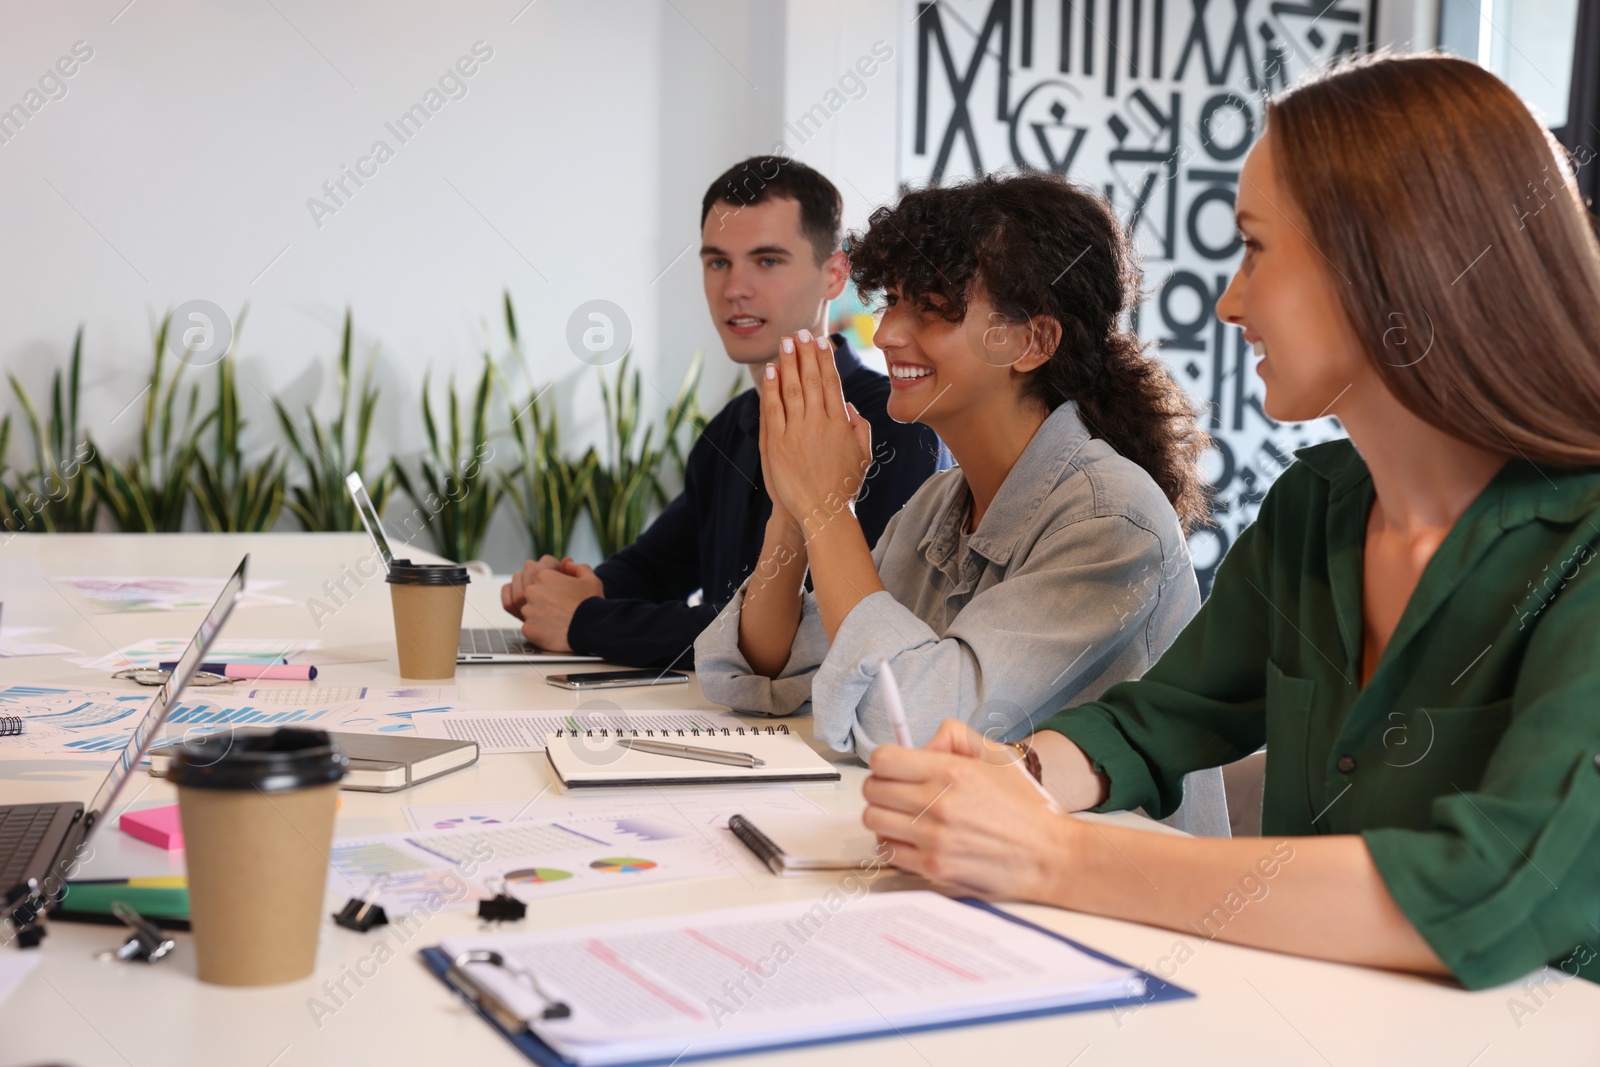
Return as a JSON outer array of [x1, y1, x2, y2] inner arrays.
[[781, 337, 794, 354], [765, 363, 776, 379], [797, 328, 812, 343], [817, 335, 830, 350]]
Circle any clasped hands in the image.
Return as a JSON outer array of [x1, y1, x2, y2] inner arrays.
[[759, 330, 873, 539], [500, 555, 604, 652]]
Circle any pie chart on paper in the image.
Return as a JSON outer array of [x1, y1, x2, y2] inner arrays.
[[432, 814, 503, 830], [590, 856, 657, 874], [505, 867, 574, 885]]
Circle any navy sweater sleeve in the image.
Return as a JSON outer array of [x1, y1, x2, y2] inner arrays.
[[567, 429, 726, 669], [565, 340, 946, 671], [585, 484, 702, 603]]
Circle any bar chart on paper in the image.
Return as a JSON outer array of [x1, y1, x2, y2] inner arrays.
[[163, 701, 338, 728], [0, 685, 157, 758], [0, 684, 467, 761]]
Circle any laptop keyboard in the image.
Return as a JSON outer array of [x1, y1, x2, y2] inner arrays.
[[459, 628, 533, 655], [0, 804, 62, 887]]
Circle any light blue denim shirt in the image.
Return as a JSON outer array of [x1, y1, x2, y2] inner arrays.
[[696, 402, 1229, 834], [694, 396, 1196, 729]]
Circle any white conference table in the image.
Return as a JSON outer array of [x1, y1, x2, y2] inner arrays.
[[0, 533, 1591, 1067]]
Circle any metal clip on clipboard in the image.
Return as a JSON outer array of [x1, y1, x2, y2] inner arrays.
[[444, 950, 571, 1031]]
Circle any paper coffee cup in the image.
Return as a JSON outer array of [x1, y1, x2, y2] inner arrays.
[[386, 561, 469, 680], [172, 728, 347, 986]]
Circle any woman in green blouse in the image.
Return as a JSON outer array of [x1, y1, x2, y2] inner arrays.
[[861, 52, 1600, 991]]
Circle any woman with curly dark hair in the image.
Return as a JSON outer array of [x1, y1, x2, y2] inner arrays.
[[696, 171, 1225, 833]]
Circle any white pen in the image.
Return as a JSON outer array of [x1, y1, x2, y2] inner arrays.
[[877, 658, 914, 747]]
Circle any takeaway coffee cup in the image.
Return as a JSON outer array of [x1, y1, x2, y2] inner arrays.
[[172, 727, 347, 986], [386, 560, 469, 679]]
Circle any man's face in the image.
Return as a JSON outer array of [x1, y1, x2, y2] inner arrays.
[[700, 196, 846, 366]]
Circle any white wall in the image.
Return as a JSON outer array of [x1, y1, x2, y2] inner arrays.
[[0, 0, 1436, 570], [0, 0, 788, 568]]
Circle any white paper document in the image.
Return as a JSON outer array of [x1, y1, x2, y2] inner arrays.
[[62, 576, 294, 613], [438, 891, 1148, 1065], [0, 624, 81, 658], [329, 809, 737, 913], [404, 789, 830, 876], [69, 637, 321, 672], [404, 788, 825, 831]]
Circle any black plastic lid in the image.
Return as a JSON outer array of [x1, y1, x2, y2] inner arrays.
[[169, 727, 348, 793], [386, 561, 470, 586]]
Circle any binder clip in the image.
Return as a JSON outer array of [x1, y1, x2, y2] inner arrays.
[[4, 878, 47, 949], [94, 900, 175, 963], [333, 878, 389, 932], [333, 895, 389, 932], [477, 878, 526, 923]]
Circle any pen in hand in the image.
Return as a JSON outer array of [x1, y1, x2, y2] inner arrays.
[[877, 658, 914, 748]]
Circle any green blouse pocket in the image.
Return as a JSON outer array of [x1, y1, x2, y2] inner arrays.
[[1383, 697, 1513, 800], [1262, 659, 1319, 833]]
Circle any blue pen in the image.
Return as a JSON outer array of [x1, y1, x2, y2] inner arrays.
[[158, 660, 285, 672]]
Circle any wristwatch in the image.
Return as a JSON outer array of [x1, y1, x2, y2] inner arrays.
[[1006, 740, 1044, 783]]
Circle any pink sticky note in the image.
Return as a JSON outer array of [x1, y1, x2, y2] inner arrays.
[[119, 804, 184, 851]]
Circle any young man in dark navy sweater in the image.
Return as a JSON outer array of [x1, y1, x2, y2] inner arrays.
[[500, 156, 945, 669]]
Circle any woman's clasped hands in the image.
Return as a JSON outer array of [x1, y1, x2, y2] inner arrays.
[[758, 330, 873, 537]]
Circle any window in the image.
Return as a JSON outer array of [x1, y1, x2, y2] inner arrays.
[[1437, 0, 1581, 129]]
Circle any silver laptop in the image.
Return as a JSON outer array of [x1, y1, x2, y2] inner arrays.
[[1, 556, 248, 904], [344, 473, 598, 664]]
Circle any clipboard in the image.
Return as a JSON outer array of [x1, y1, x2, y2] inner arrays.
[[418, 897, 1194, 1067]]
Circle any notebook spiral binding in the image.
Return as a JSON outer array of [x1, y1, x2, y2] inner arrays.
[[0, 714, 22, 736], [551, 725, 791, 738]]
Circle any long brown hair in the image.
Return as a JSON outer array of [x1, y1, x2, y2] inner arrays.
[[1269, 52, 1600, 466], [848, 173, 1213, 531]]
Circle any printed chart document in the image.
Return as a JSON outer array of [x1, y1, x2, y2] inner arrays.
[[328, 804, 749, 913], [434, 891, 1157, 1065], [404, 789, 831, 877], [0, 684, 462, 761]]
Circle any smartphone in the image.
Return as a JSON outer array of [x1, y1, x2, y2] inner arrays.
[[545, 669, 690, 690]]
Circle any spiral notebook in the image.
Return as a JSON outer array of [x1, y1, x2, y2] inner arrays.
[[0, 714, 21, 737], [543, 727, 840, 788], [415, 710, 785, 755]]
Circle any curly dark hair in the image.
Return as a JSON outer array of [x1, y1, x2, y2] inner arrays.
[[848, 171, 1212, 532]]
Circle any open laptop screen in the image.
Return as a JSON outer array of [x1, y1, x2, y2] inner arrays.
[[83, 555, 248, 827]]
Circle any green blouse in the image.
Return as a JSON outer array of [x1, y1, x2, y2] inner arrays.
[[1042, 440, 1600, 990]]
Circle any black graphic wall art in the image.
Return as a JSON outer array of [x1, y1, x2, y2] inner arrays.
[[899, 0, 1373, 592]]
